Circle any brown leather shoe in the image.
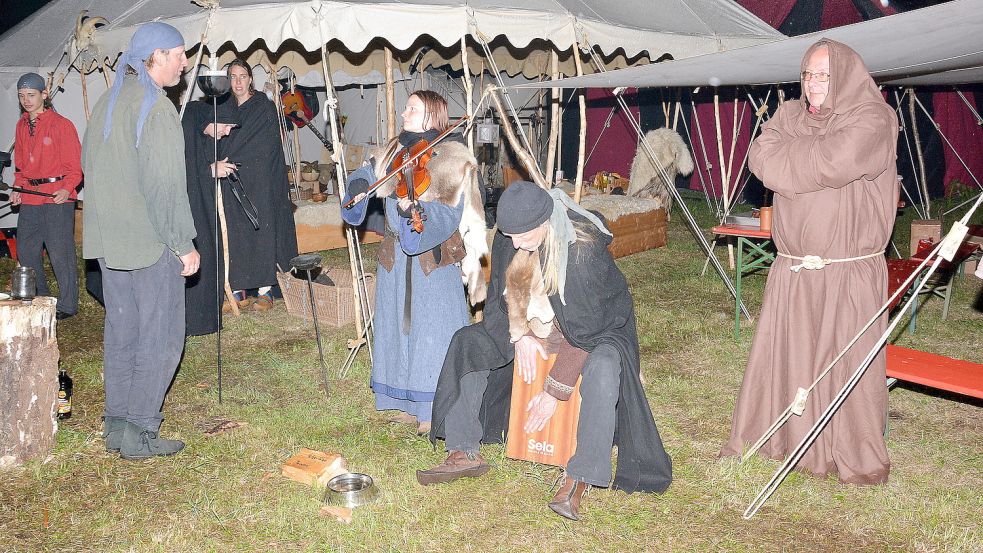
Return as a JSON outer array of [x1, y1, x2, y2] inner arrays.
[[549, 476, 590, 521], [416, 450, 490, 485]]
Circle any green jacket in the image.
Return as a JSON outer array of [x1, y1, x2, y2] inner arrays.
[[82, 77, 196, 270]]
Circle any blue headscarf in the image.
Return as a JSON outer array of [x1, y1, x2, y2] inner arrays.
[[102, 22, 184, 147]]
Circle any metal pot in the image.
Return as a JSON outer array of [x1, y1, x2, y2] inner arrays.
[[322, 473, 378, 508]]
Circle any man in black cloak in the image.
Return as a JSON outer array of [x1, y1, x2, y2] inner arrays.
[[422, 181, 672, 521], [182, 99, 223, 336]]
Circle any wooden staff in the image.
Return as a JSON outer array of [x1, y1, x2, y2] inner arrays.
[[572, 44, 587, 204], [487, 84, 548, 189], [215, 185, 240, 316], [545, 50, 560, 187]]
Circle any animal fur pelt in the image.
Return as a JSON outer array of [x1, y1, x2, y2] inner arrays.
[[504, 249, 552, 343], [372, 140, 489, 306], [627, 128, 694, 213]]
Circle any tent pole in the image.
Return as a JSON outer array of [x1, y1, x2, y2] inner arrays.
[[488, 85, 548, 188], [79, 70, 91, 121], [179, 35, 208, 119], [545, 49, 560, 187], [460, 36, 475, 152], [385, 47, 396, 143], [893, 89, 927, 219], [318, 40, 374, 373], [712, 92, 735, 269], [572, 44, 587, 203], [581, 45, 751, 320], [908, 89, 932, 217]]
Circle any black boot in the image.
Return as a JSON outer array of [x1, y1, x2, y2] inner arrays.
[[119, 421, 185, 460], [103, 416, 127, 452]]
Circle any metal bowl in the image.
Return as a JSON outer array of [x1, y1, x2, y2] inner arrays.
[[323, 473, 378, 508]]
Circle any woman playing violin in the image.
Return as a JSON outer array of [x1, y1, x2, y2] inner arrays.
[[341, 90, 481, 435]]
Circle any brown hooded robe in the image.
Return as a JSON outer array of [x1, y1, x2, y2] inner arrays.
[[721, 40, 898, 484]]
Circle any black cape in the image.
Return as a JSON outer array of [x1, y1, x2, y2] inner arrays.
[[430, 216, 673, 494], [216, 92, 298, 291], [182, 100, 223, 336]]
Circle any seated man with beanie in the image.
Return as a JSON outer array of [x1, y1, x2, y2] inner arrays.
[[420, 181, 673, 521]]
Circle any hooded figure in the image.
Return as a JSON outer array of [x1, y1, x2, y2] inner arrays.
[[721, 40, 899, 484], [420, 181, 672, 521]]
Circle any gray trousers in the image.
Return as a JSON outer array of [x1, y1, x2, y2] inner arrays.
[[17, 203, 79, 314], [446, 343, 622, 487], [99, 251, 186, 431]]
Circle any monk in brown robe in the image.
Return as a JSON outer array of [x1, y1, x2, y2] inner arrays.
[[721, 39, 899, 485]]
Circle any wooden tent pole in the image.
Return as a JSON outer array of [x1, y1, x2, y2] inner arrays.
[[460, 36, 475, 152], [713, 91, 735, 269], [725, 97, 739, 211], [488, 85, 548, 188], [908, 88, 931, 218], [385, 47, 396, 142], [572, 44, 587, 203], [545, 49, 560, 187]]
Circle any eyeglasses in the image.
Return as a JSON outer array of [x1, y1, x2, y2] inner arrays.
[[801, 70, 830, 82]]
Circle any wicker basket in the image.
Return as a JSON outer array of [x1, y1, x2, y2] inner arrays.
[[276, 267, 375, 327]]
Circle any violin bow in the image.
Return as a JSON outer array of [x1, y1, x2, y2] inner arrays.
[[342, 115, 470, 209]]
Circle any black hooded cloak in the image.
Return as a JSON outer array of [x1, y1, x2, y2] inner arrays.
[[431, 215, 673, 494], [216, 92, 297, 291], [182, 100, 223, 336]]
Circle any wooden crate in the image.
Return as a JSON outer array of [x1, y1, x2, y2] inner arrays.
[[605, 207, 668, 259], [276, 267, 375, 327]]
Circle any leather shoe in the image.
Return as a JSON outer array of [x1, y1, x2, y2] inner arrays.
[[119, 422, 185, 460], [416, 450, 490, 485], [549, 475, 590, 521], [55, 311, 75, 321], [103, 416, 127, 452]]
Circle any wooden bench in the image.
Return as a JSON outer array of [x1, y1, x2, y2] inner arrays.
[[886, 344, 983, 399]]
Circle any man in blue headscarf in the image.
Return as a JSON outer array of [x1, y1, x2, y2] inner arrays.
[[82, 22, 199, 460]]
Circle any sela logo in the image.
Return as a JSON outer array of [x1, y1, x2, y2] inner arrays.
[[527, 438, 555, 456]]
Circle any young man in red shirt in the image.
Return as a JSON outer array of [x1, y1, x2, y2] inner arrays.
[[12, 73, 83, 319]]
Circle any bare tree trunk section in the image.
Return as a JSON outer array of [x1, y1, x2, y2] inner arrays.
[[1, 297, 59, 469]]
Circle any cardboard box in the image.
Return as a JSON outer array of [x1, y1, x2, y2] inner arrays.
[[505, 354, 582, 468], [281, 448, 347, 487], [910, 219, 942, 256]]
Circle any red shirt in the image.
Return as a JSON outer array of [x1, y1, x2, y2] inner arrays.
[[13, 110, 82, 206]]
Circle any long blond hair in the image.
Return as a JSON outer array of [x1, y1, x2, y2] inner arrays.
[[539, 216, 594, 296]]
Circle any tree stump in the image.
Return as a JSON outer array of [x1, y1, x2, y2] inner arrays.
[[0, 296, 59, 468]]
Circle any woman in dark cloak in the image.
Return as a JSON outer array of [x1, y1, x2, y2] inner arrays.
[[212, 59, 297, 311]]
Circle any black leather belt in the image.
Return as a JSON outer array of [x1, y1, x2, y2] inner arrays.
[[27, 176, 65, 186]]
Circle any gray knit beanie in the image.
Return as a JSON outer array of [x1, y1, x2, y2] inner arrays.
[[496, 181, 553, 234]]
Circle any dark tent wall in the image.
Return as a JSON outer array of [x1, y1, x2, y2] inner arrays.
[[559, 0, 981, 205]]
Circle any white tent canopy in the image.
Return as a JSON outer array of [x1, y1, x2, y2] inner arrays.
[[518, 0, 983, 89], [0, 0, 782, 80]]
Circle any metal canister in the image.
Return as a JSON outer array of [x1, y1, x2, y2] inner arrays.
[[10, 265, 36, 300]]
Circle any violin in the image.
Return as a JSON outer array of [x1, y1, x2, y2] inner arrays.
[[391, 139, 434, 233], [342, 116, 471, 230]]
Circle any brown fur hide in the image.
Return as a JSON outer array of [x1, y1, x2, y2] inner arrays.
[[504, 249, 552, 343], [372, 139, 489, 306]]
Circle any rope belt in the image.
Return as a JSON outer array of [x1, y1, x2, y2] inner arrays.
[[778, 251, 884, 272]]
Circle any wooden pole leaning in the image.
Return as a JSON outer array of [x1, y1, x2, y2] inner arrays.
[[319, 42, 374, 376], [487, 85, 548, 189], [385, 47, 396, 143], [545, 49, 560, 188], [572, 43, 587, 203]]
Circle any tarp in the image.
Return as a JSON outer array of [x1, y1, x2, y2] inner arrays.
[[520, 0, 983, 88]]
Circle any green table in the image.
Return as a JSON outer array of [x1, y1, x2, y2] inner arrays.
[[712, 224, 775, 339]]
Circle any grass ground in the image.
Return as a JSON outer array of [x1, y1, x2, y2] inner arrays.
[[1, 196, 980, 552]]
